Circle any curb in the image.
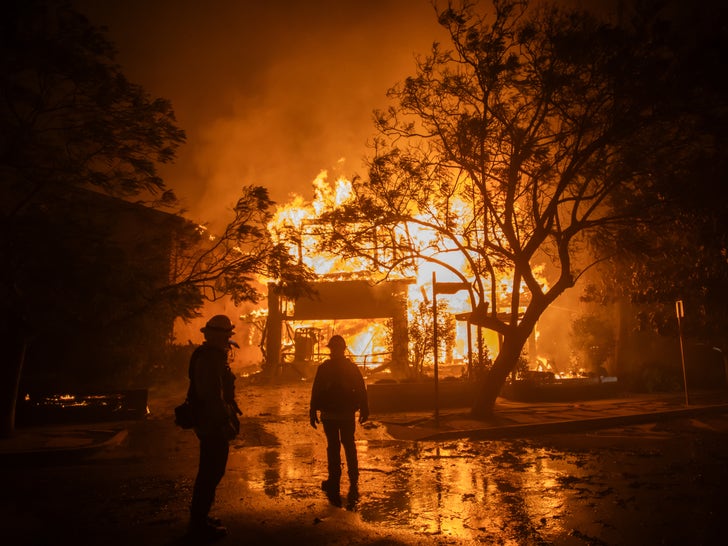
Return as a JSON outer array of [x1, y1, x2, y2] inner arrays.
[[0, 428, 129, 464], [418, 403, 728, 442]]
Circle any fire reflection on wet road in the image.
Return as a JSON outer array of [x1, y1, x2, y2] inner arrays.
[[357, 441, 572, 540], [231, 434, 590, 544], [229, 385, 728, 545], [4, 384, 727, 546]]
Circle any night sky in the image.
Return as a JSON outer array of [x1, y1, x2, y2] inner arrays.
[[72, 0, 447, 227]]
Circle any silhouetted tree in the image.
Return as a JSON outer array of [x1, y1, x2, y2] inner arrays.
[[168, 186, 315, 308], [317, 0, 713, 417], [585, 0, 728, 374], [0, 0, 187, 434], [0, 1, 312, 434], [408, 299, 454, 376]]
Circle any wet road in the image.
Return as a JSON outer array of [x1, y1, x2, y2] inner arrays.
[[3, 383, 728, 545]]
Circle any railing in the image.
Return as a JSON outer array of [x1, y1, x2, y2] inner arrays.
[[350, 351, 392, 373]]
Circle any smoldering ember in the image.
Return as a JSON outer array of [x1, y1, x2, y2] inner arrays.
[[2, 1, 728, 545]]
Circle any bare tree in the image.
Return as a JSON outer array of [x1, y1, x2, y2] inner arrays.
[[318, 0, 691, 417], [166, 185, 316, 309]]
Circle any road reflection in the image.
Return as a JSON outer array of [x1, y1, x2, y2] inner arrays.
[[232, 432, 585, 542], [355, 440, 576, 543], [232, 385, 604, 543]]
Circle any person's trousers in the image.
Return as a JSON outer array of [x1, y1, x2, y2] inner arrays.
[[190, 432, 229, 524], [322, 418, 358, 487]]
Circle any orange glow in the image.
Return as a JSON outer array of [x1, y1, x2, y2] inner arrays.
[[268, 171, 374, 278], [264, 173, 551, 371]]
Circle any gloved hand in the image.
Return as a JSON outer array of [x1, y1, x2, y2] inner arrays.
[[358, 410, 369, 424], [309, 409, 319, 429]]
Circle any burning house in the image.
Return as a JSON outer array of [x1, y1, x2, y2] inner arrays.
[[265, 278, 413, 379], [257, 172, 504, 382], [254, 171, 630, 397]]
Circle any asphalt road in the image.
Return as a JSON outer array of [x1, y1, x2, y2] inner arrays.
[[2, 384, 728, 546]]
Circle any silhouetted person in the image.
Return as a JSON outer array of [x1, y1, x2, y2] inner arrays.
[[187, 314, 241, 541], [309, 335, 369, 506]]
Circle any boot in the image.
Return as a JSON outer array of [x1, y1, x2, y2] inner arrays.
[[321, 479, 342, 507], [346, 481, 360, 510], [348, 481, 359, 497]]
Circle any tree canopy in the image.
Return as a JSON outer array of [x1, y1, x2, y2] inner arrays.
[[1, 0, 185, 210], [587, 0, 728, 349], [0, 1, 311, 434], [0, 0, 189, 434], [314, 0, 724, 417]]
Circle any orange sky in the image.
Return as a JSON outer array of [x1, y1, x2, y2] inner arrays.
[[73, 0, 447, 229], [69, 0, 624, 352]]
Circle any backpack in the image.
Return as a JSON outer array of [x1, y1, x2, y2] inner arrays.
[[319, 359, 362, 413], [174, 347, 204, 429], [174, 396, 198, 429]]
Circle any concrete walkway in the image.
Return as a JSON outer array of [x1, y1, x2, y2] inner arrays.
[[2, 390, 728, 460], [378, 390, 728, 441]]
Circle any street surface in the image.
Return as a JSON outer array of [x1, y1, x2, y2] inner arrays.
[[2, 383, 727, 545]]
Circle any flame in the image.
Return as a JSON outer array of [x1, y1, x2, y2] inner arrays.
[[346, 321, 392, 368], [268, 171, 373, 277], [264, 172, 551, 372], [312, 170, 353, 214], [268, 194, 313, 234], [196, 223, 216, 241]]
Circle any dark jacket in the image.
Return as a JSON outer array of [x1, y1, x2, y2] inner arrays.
[[189, 343, 238, 437], [310, 356, 369, 420]]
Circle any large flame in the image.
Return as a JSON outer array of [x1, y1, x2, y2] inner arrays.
[[268, 171, 375, 278], [264, 171, 549, 373]]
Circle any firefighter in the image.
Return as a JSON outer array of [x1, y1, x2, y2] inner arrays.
[[309, 335, 369, 506], [187, 314, 241, 541]]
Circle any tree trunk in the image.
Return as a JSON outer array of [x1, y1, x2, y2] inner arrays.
[[471, 334, 525, 419], [614, 300, 629, 379]]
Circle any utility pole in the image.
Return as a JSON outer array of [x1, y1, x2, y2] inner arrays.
[[432, 274, 470, 427], [676, 300, 689, 406], [432, 272, 439, 427]]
